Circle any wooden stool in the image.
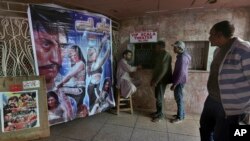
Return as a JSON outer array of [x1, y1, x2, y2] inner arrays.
[[116, 89, 133, 115]]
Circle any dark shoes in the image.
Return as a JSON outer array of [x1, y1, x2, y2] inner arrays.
[[172, 115, 178, 119], [150, 112, 163, 122], [149, 112, 157, 116], [170, 114, 184, 123], [171, 118, 183, 124], [152, 116, 163, 122], [149, 112, 159, 118]]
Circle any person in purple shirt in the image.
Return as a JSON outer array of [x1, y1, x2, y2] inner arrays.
[[170, 41, 191, 123]]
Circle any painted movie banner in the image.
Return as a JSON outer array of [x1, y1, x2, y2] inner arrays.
[[0, 90, 39, 132], [28, 4, 114, 125]]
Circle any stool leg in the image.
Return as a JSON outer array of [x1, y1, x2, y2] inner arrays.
[[130, 95, 133, 114], [116, 91, 120, 115]]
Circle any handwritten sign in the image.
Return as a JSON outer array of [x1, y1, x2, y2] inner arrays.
[[130, 31, 157, 43], [23, 80, 40, 89]]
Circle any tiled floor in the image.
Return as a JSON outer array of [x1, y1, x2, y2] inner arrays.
[[33, 111, 201, 141]]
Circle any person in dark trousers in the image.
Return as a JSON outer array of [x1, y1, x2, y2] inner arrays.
[[200, 20, 250, 141], [170, 41, 191, 124], [150, 41, 172, 122]]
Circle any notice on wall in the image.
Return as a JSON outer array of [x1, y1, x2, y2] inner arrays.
[[130, 31, 157, 43], [23, 80, 40, 89]]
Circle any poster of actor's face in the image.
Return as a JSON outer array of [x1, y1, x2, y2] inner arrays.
[[0, 90, 39, 132], [28, 5, 114, 125]]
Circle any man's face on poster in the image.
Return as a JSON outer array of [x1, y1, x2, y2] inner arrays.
[[8, 99, 18, 108], [20, 94, 30, 102], [4, 113, 12, 121], [34, 29, 62, 83]]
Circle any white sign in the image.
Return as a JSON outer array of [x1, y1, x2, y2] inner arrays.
[[23, 80, 40, 89], [130, 31, 157, 43]]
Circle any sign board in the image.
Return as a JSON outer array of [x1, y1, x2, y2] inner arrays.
[[23, 80, 40, 89], [130, 31, 157, 43]]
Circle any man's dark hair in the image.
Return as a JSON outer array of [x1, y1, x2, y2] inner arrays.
[[8, 96, 18, 103], [30, 5, 71, 34], [157, 41, 165, 48], [212, 20, 235, 38], [33, 22, 58, 35], [20, 93, 29, 97], [122, 50, 132, 57]]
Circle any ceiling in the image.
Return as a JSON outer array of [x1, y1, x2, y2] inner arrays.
[[27, 0, 250, 20]]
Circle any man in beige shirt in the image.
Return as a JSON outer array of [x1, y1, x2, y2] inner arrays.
[[116, 50, 141, 98]]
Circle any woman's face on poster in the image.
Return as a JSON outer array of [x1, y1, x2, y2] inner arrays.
[[70, 50, 80, 63], [104, 81, 110, 91], [48, 96, 57, 109]]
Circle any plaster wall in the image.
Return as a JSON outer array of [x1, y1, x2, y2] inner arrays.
[[118, 7, 250, 114]]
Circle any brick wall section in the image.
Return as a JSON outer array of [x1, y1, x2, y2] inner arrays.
[[2, 0, 50, 3], [8, 2, 28, 12], [0, 0, 50, 17], [0, 1, 8, 10], [0, 1, 27, 17]]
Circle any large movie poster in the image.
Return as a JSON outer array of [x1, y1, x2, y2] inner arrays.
[[28, 5, 114, 125]]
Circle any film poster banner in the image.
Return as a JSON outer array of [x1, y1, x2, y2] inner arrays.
[[28, 4, 114, 125], [0, 90, 40, 132]]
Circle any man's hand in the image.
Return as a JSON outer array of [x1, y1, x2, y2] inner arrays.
[[101, 34, 109, 43], [137, 65, 142, 69], [150, 80, 156, 87], [170, 84, 176, 91], [56, 82, 64, 88]]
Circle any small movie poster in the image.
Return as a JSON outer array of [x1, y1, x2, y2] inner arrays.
[[0, 90, 40, 132]]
